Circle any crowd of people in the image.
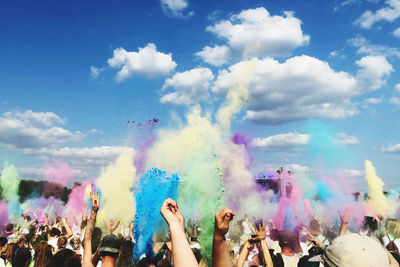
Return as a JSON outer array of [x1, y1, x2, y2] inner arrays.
[[0, 191, 399, 267]]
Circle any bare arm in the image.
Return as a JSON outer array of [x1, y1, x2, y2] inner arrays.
[[83, 191, 99, 267], [338, 207, 353, 236], [237, 242, 250, 267], [161, 198, 198, 267], [212, 207, 235, 267], [256, 224, 274, 267], [61, 218, 73, 239]]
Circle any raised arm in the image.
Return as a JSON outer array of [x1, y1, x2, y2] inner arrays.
[[160, 198, 198, 267], [338, 206, 354, 236], [212, 207, 235, 267], [61, 217, 73, 239], [83, 191, 100, 267], [256, 224, 274, 267]]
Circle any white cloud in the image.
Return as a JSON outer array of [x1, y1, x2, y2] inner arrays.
[[348, 35, 400, 58], [160, 68, 214, 105], [394, 27, 400, 37], [356, 55, 393, 92], [396, 83, 400, 91], [336, 132, 360, 145], [160, 0, 194, 18], [251, 132, 310, 151], [195, 45, 230, 66], [90, 66, 104, 80], [364, 97, 382, 104], [340, 168, 365, 178], [355, 0, 400, 28], [213, 55, 361, 124], [390, 96, 400, 105], [381, 143, 400, 152], [0, 110, 83, 150], [206, 7, 309, 59], [108, 43, 177, 82], [17, 166, 89, 180]]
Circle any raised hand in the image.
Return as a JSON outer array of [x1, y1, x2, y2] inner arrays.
[[338, 206, 354, 224], [214, 207, 235, 237], [90, 191, 100, 212], [255, 224, 268, 240], [160, 198, 185, 229]]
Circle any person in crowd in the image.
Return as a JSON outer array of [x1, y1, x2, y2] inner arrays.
[[83, 191, 100, 267], [33, 242, 53, 267], [13, 247, 31, 267], [160, 198, 198, 267]]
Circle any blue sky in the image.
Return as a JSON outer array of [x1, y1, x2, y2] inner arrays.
[[0, 0, 400, 189]]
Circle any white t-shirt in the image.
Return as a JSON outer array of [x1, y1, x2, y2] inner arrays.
[[281, 253, 302, 267], [48, 237, 59, 250], [0, 258, 5, 267]]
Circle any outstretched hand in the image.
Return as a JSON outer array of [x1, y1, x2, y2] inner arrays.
[[214, 207, 235, 237], [338, 206, 354, 224], [160, 198, 185, 230], [90, 191, 100, 212], [255, 224, 268, 240]]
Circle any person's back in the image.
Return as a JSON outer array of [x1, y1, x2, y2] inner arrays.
[[13, 247, 31, 267]]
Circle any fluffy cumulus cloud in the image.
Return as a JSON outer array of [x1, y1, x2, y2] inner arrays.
[[195, 45, 230, 66], [160, 67, 214, 105], [390, 97, 400, 105], [213, 55, 360, 124], [355, 0, 400, 28], [394, 27, 400, 37], [108, 43, 177, 82], [336, 132, 360, 146], [160, 0, 193, 18], [0, 110, 83, 150], [212, 54, 393, 124], [251, 132, 310, 151], [355, 55, 393, 92], [17, 166, 88, 180], [348, 36, 400, 58], [205, 7, 309, 59], [90, 66, 104, 80], [381, 143, 400, 152]]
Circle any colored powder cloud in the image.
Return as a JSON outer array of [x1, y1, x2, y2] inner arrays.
[[96, 148, 136, 226], [63, 182, 90, 225], [133, 168, 179, 260], [365, 160, 394, 217], [0, 163, 22, 220]]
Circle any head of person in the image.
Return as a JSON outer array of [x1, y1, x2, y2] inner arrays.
[[49, 227, 61, 238], [46, 248, 75, 267], [30, 235, 43, 251], [17, 235, 27, 248], [99, 234, 121, 262], [57, 236, 68, 250], [34, 242, 53, 267], [308, 219, 321, 236], [136, 256, 156, 267], [278, 230, 293, 249], [323, 234, 390, 267], [5, 223, 14, 234], [114, 239, 134, 267], [13, 247, 31, 267], [69, 237, 81, 250]]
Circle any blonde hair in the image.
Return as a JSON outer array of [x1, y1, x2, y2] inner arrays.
[[386, 219, 400, 238]]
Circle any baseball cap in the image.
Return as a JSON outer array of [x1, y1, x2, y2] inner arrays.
[[99, 234, 121, 254], [323, 234, 389, 267]]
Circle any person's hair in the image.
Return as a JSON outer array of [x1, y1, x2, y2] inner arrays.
[[157, 258, 172, 267], [18, 235, 27, 245], [192, 248, 203, 263], [100, 251, 119, 259], [46, 249, 75, 267], [49, 227, 61, 238], [40, 231, 48, 241], [5, 243, 17, 263], [115, 240, 134, 267], [57, 236, 68, 249], [34, 242, 53, 267], [64, 254, 81, 267], [13, 247, 32, 267], [308, 219, 321, 236], [91, 227, 103, 254], [30, 235, 43, 251], [0, 236, 7, 247], [5, 223, 14, 233], [386, 219, 400, 238], [269, 229, 279, 241], [69, 237, 81, 249], [136, 256, 156, 267]]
